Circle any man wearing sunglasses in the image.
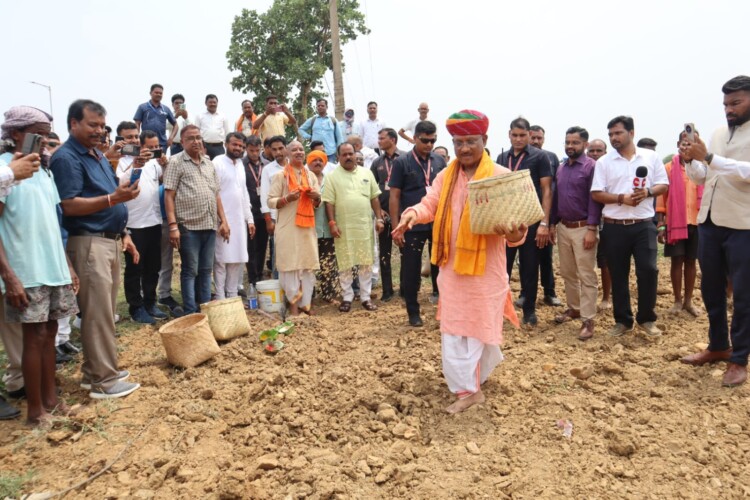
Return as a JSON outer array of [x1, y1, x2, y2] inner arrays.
[[389, 120, 446, 326]]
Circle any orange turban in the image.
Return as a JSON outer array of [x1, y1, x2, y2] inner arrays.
[[445, 110, 489, 136], [306, 150, 328, 166]]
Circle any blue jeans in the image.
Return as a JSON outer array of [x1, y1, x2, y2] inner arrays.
[[178, 228, 216, 313]]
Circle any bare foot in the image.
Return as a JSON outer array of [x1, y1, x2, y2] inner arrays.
[[26, 411, 54, 428], [668, 301, 683, 315], [683, 302, 701, 317], [445, 390, 486, 414]]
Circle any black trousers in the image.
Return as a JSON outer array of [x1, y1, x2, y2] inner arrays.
[[602, 221, 658, 327], [400, 231, 439, 316], [317, 237, 338, 301], [246, 213, 269, 286], [124, 224, 162, 311], [205, 143, 225, 160], [378, 218, 394, 295], [506, 222, 540, 316], [538, 244, 556, 297], [699, 218, 750, 365]]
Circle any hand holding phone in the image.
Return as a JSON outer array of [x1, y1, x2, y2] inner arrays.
[[130, 168, 143, 186], [21, 134, 43, 155], [684, 123, 696, 143]]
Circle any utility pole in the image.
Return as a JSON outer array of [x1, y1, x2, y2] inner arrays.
[[329, 0, 345, 120], [30, 81, 54, 131]]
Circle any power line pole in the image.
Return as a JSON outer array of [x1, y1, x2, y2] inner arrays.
[[329, 0, 345, 120]]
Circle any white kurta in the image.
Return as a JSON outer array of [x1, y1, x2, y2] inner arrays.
[[213, 154, 253, 264]]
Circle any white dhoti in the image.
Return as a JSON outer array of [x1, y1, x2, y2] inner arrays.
[[214, 262, 244, 299], [339, 265, 373, 302], [441, 333, 504, 397], [279, 270, 316, 309]]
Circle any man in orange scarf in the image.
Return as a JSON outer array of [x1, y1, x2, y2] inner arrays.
[[392, 110, 527, 414], [268, 141, 321, 315]]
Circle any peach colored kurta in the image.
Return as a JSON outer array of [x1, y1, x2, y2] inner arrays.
[[405, 164, 525, 345]]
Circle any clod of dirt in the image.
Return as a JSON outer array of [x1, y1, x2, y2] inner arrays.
[[391, 423, 418, 439], [606, 431, 638, 457], [374, 464, 396, 484], [256, 454, 280, 470], [725, 424, 742, 435], [466, 442, 481, 455], [570, 366, 594, 380], [200, 389, 214, 400]]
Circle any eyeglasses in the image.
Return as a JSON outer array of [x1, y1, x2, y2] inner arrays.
[[47, 142, 59, 148], [183, 136, 203, 143], [418, 137, 437, 144]]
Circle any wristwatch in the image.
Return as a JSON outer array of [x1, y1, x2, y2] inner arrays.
[[539, 221, 548, 227], [704, 153, 714, 164]]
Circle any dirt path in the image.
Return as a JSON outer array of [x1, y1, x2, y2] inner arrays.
[[1, 259, 749, 499]]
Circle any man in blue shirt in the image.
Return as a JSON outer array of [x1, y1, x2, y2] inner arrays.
[[52, 99, 142, 400], [134, 83, 178, 151], [299, 99, 343, 162]]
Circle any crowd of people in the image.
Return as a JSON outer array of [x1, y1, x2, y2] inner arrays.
[[1, 74, 749, 424]]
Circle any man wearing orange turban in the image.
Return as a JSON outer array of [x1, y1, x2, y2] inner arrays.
[[393, 110, 527, 414]]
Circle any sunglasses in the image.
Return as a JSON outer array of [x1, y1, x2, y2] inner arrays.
[[418, 137, 437, 144]]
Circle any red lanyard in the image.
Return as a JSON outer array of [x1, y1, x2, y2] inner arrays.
[[508, 152, 526, 172], [384, 157, 393, 183], [248, 161, 262, 186], [411, 150, 432, 187]]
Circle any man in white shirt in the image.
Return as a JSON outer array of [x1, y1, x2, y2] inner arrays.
[[399, 102, 430, 145], [681, 75, 750, 387], [591, 116, 669, 338], [355, 101, 386, 151], [346, 135, 378, 170], [213, 132, 255, 299], [260, 136, 288, 275], [166, 93, 189, 156], [194, 94, 231, 160], [116, 129, 168, 324]]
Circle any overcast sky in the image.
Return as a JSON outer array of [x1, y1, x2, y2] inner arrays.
[[3, 0, 748, 158]]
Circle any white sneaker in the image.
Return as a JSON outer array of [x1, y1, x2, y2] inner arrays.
[[89, 380, 140, 400], [81, 370, 130, 390], [72, 316, 82, 329], [114, 314, 121, 323]]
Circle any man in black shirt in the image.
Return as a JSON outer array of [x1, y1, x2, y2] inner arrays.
[[497, 117, 553, 325], [529, 125, 562, 306], [390, 121, 447, 326], [243, 135, 268, 286], [370, 128, 405, 301]]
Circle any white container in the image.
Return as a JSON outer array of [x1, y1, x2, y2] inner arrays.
[[256, 279, 284, 313]]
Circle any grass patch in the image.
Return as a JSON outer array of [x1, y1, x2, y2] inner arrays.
[[0, 470, 34, 498]]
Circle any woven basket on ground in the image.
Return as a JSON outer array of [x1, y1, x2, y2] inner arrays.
[[200, 297, 251, 341], [467, 170, 545, 234], [158, 313, 221, 368]]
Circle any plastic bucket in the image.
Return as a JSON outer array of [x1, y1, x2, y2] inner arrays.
[[256, 279, 284, 313]]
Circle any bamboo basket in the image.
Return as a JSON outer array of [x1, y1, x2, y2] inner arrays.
[[200, 297, 251, 341], [467, 170, 544, 234], [158, 314, 221, 368]]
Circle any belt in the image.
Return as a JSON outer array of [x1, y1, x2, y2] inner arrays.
[[68, 230, 121, 240], [603, 217, 651, 225], [560, 220, 588, 228]]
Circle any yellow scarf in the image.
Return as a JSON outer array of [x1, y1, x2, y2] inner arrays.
[[431, 152, 493, 275]]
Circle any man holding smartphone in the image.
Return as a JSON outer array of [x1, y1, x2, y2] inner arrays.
[[116, 130, 167, 324], [681, 75, 750, 387], [166, 94, 189, 156], [253, 95, 296, 141]]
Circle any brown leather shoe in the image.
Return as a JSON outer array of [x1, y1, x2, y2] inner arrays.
[[722, 363, 747, 387], [578, 319, 594, 341], [554, 308, 580, 324], [680, 348, 732, 366]]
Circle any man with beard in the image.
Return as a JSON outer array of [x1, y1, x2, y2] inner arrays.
[[268, 141, 321, 315], [243, 135, 268, 286], [549, 127, 602, 340], [681, 75, 750, 387], [591, 116, 668, 338], [259, 136, 289, 275], [213, 132, 255, 299]]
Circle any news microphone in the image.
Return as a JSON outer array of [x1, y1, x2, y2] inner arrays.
[[633, 166, 648, 190]]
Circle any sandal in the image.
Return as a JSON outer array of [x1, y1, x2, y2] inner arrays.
[[361, 300, 378, 311], [339, 301, 352, 313]]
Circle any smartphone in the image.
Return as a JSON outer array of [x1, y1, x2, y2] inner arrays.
[[151, 149, 163, 159], [115, 135, 124, 143], [130, 168, 143, 185], [274, 105, 282, 113], [121, 144, 140, 156], [180, 103, 186, 110], [684, 123, 696, 142], [21, 133, 43, 155]]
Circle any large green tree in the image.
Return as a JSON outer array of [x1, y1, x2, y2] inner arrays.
[[226, 0, 369, 122]]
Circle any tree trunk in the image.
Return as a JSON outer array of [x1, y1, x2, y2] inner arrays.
[[329, 0, 345, 120]]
